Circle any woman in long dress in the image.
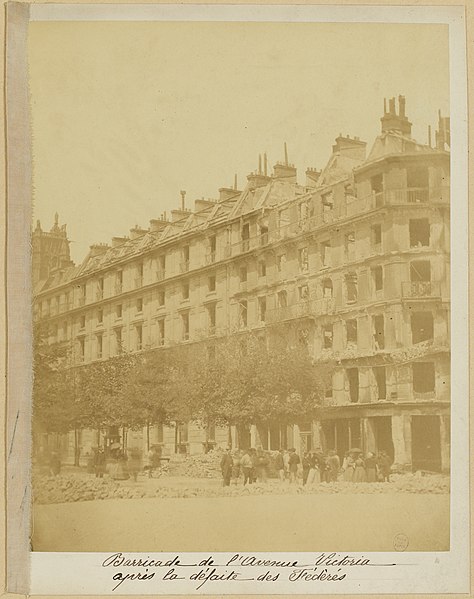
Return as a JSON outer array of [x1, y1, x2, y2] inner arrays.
[[353, 456, 367, 483], [342, 452, 355, 482]]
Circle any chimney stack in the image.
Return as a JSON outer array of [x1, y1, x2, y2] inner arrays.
[[247, 155, 271, 190], [129, 226, 148, 240], [180, 190, 186, 211], [380, 95, 412, 137], [435, 110, 450, 150], [111, 236, 128, 247], [305, 167, 321, 188], [218, 188, 240, 202], [332, 135, 367, 160], [89, 243, 110, 257]]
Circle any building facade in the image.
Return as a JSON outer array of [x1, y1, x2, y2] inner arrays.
[[33, 97, 451, 472]]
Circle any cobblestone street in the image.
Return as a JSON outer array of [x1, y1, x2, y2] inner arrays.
[[32, 473, 449, 552]]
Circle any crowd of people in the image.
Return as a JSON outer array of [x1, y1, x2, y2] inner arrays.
[[36, 443, 393, 486], [220, 447, 393, 486]]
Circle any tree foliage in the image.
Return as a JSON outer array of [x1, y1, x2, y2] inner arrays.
[[33, 329, 330, 435]]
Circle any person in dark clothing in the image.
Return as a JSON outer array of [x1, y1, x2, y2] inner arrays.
[[256, 449, 269, 483], [250, 448, 259, 483], [94, 446, 106, 478], [275, 449, 285, 483], [240, 450, 253, 485], [128, 448, 142, 482], [377, 451, 392, 482], [302, 452, 312, 485], [288, 448, 300, 483], [220, 447, 233, 486], [365, 452, 377, 483]]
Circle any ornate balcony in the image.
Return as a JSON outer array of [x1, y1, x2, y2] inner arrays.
[[402, 281, 442, 299], [266, 297, 336, 324]]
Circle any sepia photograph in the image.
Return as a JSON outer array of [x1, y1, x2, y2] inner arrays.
[[24, 15, 455, 558]]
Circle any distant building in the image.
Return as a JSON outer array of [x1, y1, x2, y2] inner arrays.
[[33, 97, 451, 472]]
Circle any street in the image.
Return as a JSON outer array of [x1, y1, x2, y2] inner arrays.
[[32, 489, 449, 552]]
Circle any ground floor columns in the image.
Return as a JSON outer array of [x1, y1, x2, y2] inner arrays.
[[362, 418, 376, 454], [391, 414, 412, 468]]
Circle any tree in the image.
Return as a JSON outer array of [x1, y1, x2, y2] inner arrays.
[[33, 323, 74, 438], [179, 334, 327, 430]]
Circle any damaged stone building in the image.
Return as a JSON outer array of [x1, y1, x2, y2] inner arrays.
[[33, 97, 451, 472]]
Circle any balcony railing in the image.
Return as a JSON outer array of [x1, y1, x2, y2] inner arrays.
[[266, 298, 336, 324], [402, 281, 442, 298], [115, 282, 123, 295], [156, 269, 165, 281], [96, 290, 104, 301], [205, 252, 216, 265], [180, 261, 190, 273]]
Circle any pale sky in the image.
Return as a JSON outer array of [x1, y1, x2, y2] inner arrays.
[[28, 21, 450, 263]]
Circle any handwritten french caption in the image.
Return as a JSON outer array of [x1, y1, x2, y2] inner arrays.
[[102, 552, 398, 592]]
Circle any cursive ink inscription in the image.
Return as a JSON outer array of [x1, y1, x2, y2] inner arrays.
[[101, 552, 396, 592], [103, 553, 182, 568], [111, 569, 155, 591]]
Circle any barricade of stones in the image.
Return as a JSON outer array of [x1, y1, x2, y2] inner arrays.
[[167, 449, 223, 478], [33, 472, 449, 505]]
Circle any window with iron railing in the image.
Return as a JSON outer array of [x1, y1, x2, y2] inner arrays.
[[114, 327, 122, 354], [346, 319, 358, 349], [208, 275, 216, 293], [207, 303, 216, 334], [96, 334, 103, 359], [373, 314, 385, 350], [182, 283, 190, 300], [345, 272, 358, 304], [181, 312, 190, 341], [320, 241, 331, 268], [371, 224, 382, 253], [239, 300, 248, 328], [258, 296, 267, 323], [372, 266, 383, 293], [158, 319, 165, 346], [298, 247, 309, 272], [136, 324, 143, 350], [323, 325, 333, 349]]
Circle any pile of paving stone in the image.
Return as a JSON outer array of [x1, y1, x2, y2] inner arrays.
[[167, 449, 223, 479], [33, 472, 449, 505]]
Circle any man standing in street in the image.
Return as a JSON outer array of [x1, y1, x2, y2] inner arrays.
[[240, 449, 253, 485], [275, 448, 285, 483], [288, 448, 300, 484], [220, 447, 233, 487]]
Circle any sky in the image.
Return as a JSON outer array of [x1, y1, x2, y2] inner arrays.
[[28, 21, 450, 263]]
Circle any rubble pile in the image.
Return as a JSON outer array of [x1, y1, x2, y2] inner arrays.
[[167, 449, 223, 479], [33, 472, 449, 505]]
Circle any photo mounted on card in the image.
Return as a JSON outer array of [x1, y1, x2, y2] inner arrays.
[[4, 2, 469, 596]]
